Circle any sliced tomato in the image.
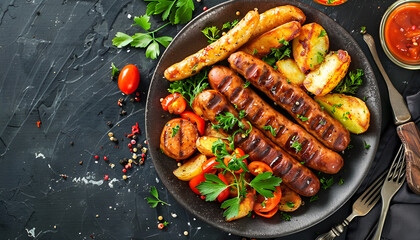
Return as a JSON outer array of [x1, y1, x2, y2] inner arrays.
[[202, 157, 218, 174], [248, 161, 273, 176], [224, 148, 248, 173], [189, 173, 206, 195], [161, 93, 187, 114], [254, 206, 278, 218], [180, 111, 205, 135], [217, 173, 230, 203], [253, 186, 282, 213]]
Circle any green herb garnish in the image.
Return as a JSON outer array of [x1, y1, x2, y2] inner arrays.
[[171, 125, 180, 137], [333, 69, 364, 95], [263, 125, 277, 137], [146, 186, 171, 207], [168, 69, 209, 106]]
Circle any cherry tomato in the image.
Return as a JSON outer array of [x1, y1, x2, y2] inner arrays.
[[248, 161, 273, 176], [254, 205, 278, 218], [217, 173, 230, 203], [312, 0, 347, 6], [161, 93, 187, 114], [118, 64, 140, 95], [202, 157, 218, 174], [189, 173, 206, 195], [180, 111, 205, 135], [253, 186, 282, 213], [224, 148, 248, 173]]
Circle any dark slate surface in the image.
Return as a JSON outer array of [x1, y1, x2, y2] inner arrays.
[[0, 0, 417, 239]]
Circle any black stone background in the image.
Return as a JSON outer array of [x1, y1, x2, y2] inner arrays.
[[0, 0, 418, 239]]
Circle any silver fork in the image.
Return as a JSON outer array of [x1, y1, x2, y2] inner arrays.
[[373, 144, 406, 240], [315, 171, 387, 240]]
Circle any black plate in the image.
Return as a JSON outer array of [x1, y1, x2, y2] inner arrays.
[[145, 0, 381, 238]]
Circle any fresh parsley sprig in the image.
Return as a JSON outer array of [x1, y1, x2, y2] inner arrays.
[[146, 186, 171, 207], [112, 15, 172, 59], [201, 19, 239, 43], [263, 125, 277, 137], [262, 39, 292, 68], [145, 0, 195, 25], [333, 69, 364, 94], [168, 69, 209, 106]]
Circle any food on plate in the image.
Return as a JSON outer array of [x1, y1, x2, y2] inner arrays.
[[292, 23, 329, 74], [241, 21, 301, 58], [164, 10, 259, 81], [196, 136, 232, 157], [161, 93, 187, 114], [204, 122, 229, 138], [118, 64, 139, 94], [160, 118, 198, 160], [254, 186, 282, 218], [275, 58, 306, 86], [228, 51, 350, 152], [192, 90, 321, 197], [251, 5, 306, 38], [312, 0, 347, 6], [278, 185, 302, 212], [304, 50, 351, 96], [208, 65, 344, 174], [180, 111, 205, 135], [173, 154, 207, 181], [315, 93, 370, 134], [226, 190, 256, 221]]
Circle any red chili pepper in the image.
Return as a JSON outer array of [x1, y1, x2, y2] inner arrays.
[[180, 111, 205, 135], [217, 173, 230, 202], [202, 157, 218, 174], [189, 173, 206, 195], [127, 123, 140, 138]]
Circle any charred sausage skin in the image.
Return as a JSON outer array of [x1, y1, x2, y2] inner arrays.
[[192, 90, 320, 197], [208, 66, 343, 174], [160, 118, 199, 160], [228, 51, 350, 152]]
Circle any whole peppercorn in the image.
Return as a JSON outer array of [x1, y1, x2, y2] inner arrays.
[[122, 175, 127, 180], [120, 110, 127, 116], [157, 223, 164, 229], [106, 121, 113, 128], [158, 216, 163, 221]]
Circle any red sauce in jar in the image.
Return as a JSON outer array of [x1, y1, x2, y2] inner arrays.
[[384, 3, 420, 63]]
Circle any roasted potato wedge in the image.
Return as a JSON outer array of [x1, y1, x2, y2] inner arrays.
[[196, 136, 232, 157], [275, 58, 306, 86], [315, 93, 370, 134], [241, 21, 301, 58], [292, 23, 329, 74], [226, 190, 256, 221], [252, 5, 306, 38], [173, 154, 207, 181], [304, 50, 351, 96], [164, 10, 259, 81], [278, 185, 302, 212]]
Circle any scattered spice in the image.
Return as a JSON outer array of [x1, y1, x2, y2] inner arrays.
[[183, 231, 189, 236], [203, 6, 208, 11], [158, 216, 163, 221], [117, 98, 124, 107], [108, 132, 114, 137], [158, 223, 164, 229], [95, 155, 99, 159], [123, 175, 127, 180], [104, 175, 109, 181], [120, 110, 127, 116], [127, 123, 140, 138], [70, 141, 74, 146], [103, 156, 108, 161], [60, 174, 68, 180], [36, 121, 41, 128], [106, 121, 113, 128]]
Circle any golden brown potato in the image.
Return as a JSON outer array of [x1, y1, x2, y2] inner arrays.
[[160, 118, 198, 160], [278, 185, 302, 212], [164, 10, 259, 81], [226, 190, 256, 221], [241, 21, 301, 58], [304, 50, 351, 96], [252, 5, 306, 38], [173, 154, 207, 181], [275, 58, 306, 86], [315, 93, 370, 134], [292, 23, 329, 74], [196, 136, 232, 157]]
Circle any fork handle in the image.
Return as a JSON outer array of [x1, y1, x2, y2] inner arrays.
[[373, 198, 391, 240], [315, 213, 356, 240]]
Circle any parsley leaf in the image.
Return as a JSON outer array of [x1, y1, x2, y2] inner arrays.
[[262, 39, 292, 67], [297, 114, 308, 121], [331, 104, 343, 113], [364, 140, 371, 149], [310, 195, 319, 202], [244, 81, 251, 88], [291, 136, 303, 153], [113, 32, 134, 48], [146, 186, 171, 207], [320, 176, 335, 190], [249, 172, 282, 198], [317, 52, 325, 64], [145, 0, 195, 25], [168, 69, 209, 106], [221, 197, 240, 220], [280, 211, 291, 221], [338, 177, 344, 185], [111, 63, 119, 77], [263, 125, 277, 137], [171, 125, 180, 137], [286, 201, 295, 208], [222, 19, 239, 30], [213, 112, 244, 131], [133, 15, 151, 31], [202, 26, 220, 43], [196, 174, 229, 201], [318, 29, 327, 38], [333, 69, 364, 94]]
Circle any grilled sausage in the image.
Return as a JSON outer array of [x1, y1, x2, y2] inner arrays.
[[192, 90, 320, 197], [160, 118, 199, 160], [208, 66, 343, 174], [241, 21, 301, 58], [228, 51, 350, 152], [252, 5, 306, 39], [164, 10, 259, 81]]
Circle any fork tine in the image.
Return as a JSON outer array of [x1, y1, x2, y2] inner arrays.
[[391, 145, 405, 181], [364, 181, 382, 204], [360, 171, 387, 201], [388, 145, 404, 180], [367, 194, 381, 207], [397, 150, 406, 182]]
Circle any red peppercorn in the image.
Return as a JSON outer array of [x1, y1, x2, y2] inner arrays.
[[200, 195, 206, 200], [125, 164, 129, 169], [122, 169, 127, 173], [157, 223, 164, 229], [128, 144, 132, 148], [95, 155, 99, 159], [141, 153, 145, 158], [130, 148, 133, 152], [135, 97, 140, 102], [103, 156, 108, 161], [104, 175, 109, 181], [203, 6, 207, 11]]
